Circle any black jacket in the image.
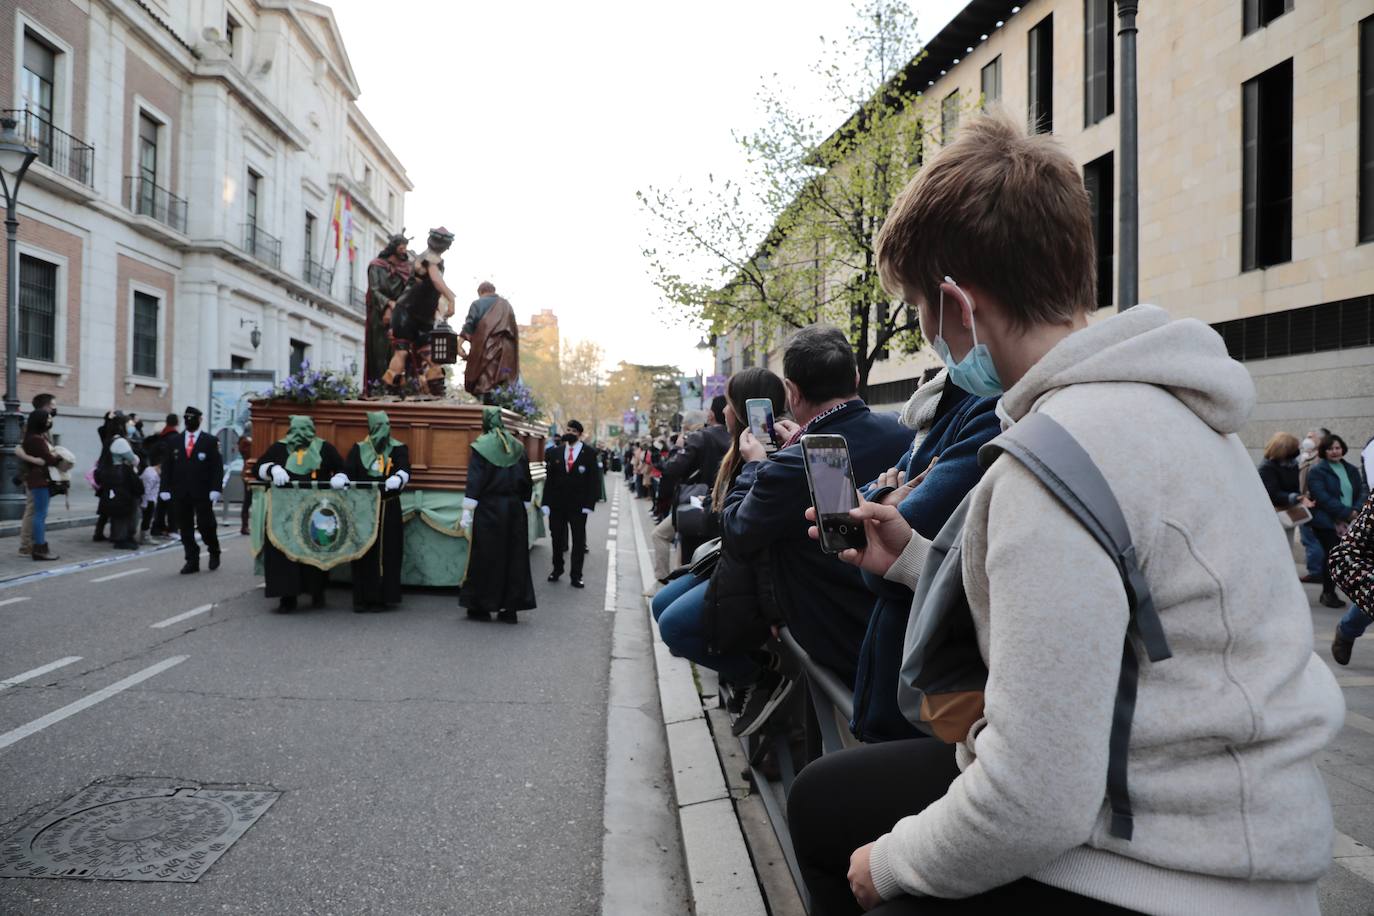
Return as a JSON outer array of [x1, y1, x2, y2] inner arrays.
[[662, 425, 731, 497], [544, 443, 601, 513], [161, 430, 224, 499], [1258, 458, 1303, 509]]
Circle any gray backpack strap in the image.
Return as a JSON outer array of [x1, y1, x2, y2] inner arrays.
[[980, 411, 1171, 842]]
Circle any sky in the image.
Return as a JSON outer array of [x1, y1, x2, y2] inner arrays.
[[326, 1, 965, 378]]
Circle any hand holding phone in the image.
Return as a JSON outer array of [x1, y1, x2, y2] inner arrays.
[[745, 398, 779, 454], [801, 434, 866, 554]]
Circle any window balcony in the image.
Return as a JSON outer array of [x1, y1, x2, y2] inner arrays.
[[350, 285, 367, 312], [124, 175, 187, 233], [303, 258, 334, 294], [4, 109, 94, 187], [242, 223, 282, 270]]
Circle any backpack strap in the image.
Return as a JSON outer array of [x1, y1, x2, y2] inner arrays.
[[979, 411, 1171, 842]]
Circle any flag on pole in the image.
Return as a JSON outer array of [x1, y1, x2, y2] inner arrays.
[[342, 193, 356, 263], [329, 189, 344, 262]]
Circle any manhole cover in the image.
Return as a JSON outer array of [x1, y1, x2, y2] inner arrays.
[[0, 781, 279, 882]]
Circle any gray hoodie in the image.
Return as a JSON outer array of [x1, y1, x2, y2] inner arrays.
[[868, 306, 1344, 914]]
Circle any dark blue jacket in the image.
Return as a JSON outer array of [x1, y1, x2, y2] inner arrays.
[[849, 388, 1001, 741], [721, 400, 914, 686], [1309, 459, 1368, 530]]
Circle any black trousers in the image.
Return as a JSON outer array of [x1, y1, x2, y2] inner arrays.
[[177, 497, 220, 562], [787, 739, 1141, 915], [549, 508, 587, 579], [151, 497, 173, 535], [1313, 525, 1344, 594]]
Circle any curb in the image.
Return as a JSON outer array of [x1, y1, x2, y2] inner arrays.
[[627, 503, 768, 916], [0, 514, 100, 538]]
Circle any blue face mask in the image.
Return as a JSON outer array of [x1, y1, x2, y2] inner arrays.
[[931, 277, 1004, 398]]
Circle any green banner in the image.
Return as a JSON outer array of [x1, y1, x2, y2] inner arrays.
[[265, 486, 381, 570]]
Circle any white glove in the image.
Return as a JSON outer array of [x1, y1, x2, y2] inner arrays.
[[582, 507, 593, 515], [460, 509, 474, 530], [329, 473, 350, 490], [159, 492, 171, 502], [384, 474, 403, 492], [209, 491, 221, 504], [541, 505, 551, 517], [523, 501, 532, 510], [269, 465, 290, 487]]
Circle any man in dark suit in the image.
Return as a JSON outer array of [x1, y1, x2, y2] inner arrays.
[[160, 405, 224, 574], [543, 419, 601, 588]]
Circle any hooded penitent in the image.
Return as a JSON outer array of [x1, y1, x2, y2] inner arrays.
[[357, 411, 403, 478], [281, 415, 323, 475], [471, 406, 521, 468]]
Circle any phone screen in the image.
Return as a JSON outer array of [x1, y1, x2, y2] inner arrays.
[[746, 399, 777, 450], [805, 443, 860, 516]]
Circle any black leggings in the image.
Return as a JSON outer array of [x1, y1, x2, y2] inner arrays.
[[787, 739, 1141, 915]]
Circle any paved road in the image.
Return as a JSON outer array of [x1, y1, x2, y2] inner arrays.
[[0, 508, 617, 915]]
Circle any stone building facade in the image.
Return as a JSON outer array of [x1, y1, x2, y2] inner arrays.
[[716, 0, 1373, 457], [0, 0, 409, 447]]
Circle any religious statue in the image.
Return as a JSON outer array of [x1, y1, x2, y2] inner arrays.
[[460, 281, 520, 403], [383, 227, 457, 397], [364, 233, 412, 392]]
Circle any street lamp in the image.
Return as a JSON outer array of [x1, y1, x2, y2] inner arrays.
[[1117, 0, 1139, 312], [632, 392, 641, 435], [0, 117, 37, 522], [240, 318, 262, 349]]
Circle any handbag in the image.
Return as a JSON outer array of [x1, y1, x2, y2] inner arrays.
[[1276, 504, 1312, 529], [688, 537, 722, 578], [674, 483, 711, 537]]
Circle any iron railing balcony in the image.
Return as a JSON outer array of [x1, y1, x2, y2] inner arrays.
[[124, 175, 187, 233], [242, 223, 281, 270], [3, 109, 94, 187], [350, 286, 366, 311], [303, 258, 334, 294]]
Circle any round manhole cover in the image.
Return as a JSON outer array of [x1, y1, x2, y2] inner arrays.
[[0, 783, 279, 882]]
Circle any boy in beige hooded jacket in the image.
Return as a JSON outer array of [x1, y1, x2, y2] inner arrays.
[[787, 111, 1344, 916]]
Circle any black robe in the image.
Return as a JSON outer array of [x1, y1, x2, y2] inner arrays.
[[345, 442, 411, 608], [459, 451, 536, 614], [257, 440, 345, 600]]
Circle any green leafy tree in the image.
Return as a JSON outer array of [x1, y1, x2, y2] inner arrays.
[[641, 1, 953, 395]]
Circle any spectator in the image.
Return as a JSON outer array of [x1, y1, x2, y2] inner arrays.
[[720, 325, 914, 734], [238, 428, 255, 537], [787, 110, 1342, 914], [14, 393, 57, 556], [91, 410, 124, 542], [1310, 433, 1369, 611], [849, 369, 1000, 743], [1297, 429, 1330, 582], [1331, 500, 1374, 665], [652, 408, 728, 580], [149, 413, 180, 538], [651, 369, 787, 706], [22, 408, 62, 562], [101, 437, 144, 550], [1258, 432, 1315, 567]]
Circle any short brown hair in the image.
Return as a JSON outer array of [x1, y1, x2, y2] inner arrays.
[[477, 281, 496, 295], [875, 108, 1097, 329], [1263, 432, 1300, 462]]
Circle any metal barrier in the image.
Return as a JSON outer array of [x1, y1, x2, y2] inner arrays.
[[730, 626, 856, 914]]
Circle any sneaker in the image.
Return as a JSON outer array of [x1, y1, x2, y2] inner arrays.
[[731, 671, 796, 737], [1320, 591, 1347, 609], [1333, 629, 1355, 666]]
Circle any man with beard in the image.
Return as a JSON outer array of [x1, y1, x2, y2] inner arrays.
[[384, 227, 457, 396], [159, 406, 224, 574], [365, 234, 412, 391]]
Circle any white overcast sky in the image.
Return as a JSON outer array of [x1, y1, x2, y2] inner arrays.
[[326, 1, 965, 376]]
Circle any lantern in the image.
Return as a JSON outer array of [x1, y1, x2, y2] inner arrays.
[[429, 320, 459, 365]]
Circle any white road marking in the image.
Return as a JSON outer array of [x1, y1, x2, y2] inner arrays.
[[90, 567, 148, 583], [0, 656, 82, 691], [150, 604, 213, 629], [0, 596, 31, 607], [0, 655, 188, 752]]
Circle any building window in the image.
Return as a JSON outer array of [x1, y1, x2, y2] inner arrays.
[[1084, 0, 1115, 126], [132, 291, 159, 378], [231, 355, 250, 370], [1083, 153, 1115, 308], [908, 119, 925, 168], [742, 345, 755, 369], [1243, 0, 1293, 36], [363, 164, 373, 191], [226, 15, 239, 57], [136, 113, 160, 216], [246, 169, 260, 228], [721, 356, 733, 377], [305, 212, 316, 262], [289, 339, 309, 376], [20, 31, 56, 162], [1361, 16, 1373, 243], [941, 91, 960, 144], [981, 56, 1002, 107], [1028, 15, 1054, 134], [1214, 296, 1373, 361], [1242, 59, 1293, 271], [387, 191, 396, 222], [18, 255, 57, 362]]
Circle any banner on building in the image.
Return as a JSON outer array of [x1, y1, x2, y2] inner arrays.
[[265, 485, 381, 570], [705, 374, 728, 398]]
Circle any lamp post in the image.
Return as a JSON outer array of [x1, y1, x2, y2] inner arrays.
[[0, 117, 36, 522], [632, 393, 640, 436], [240, 318, 262, 350], [1117, 0, 1139, 312]]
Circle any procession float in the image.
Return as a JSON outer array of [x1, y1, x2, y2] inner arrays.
[[248, 228, 542, 588]]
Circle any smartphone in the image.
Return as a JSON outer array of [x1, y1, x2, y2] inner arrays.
[[745, 398, 779, 454], [801, 434, 866, 554]]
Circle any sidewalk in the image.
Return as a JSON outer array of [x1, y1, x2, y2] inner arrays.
[[0, 491, 102, 539]]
